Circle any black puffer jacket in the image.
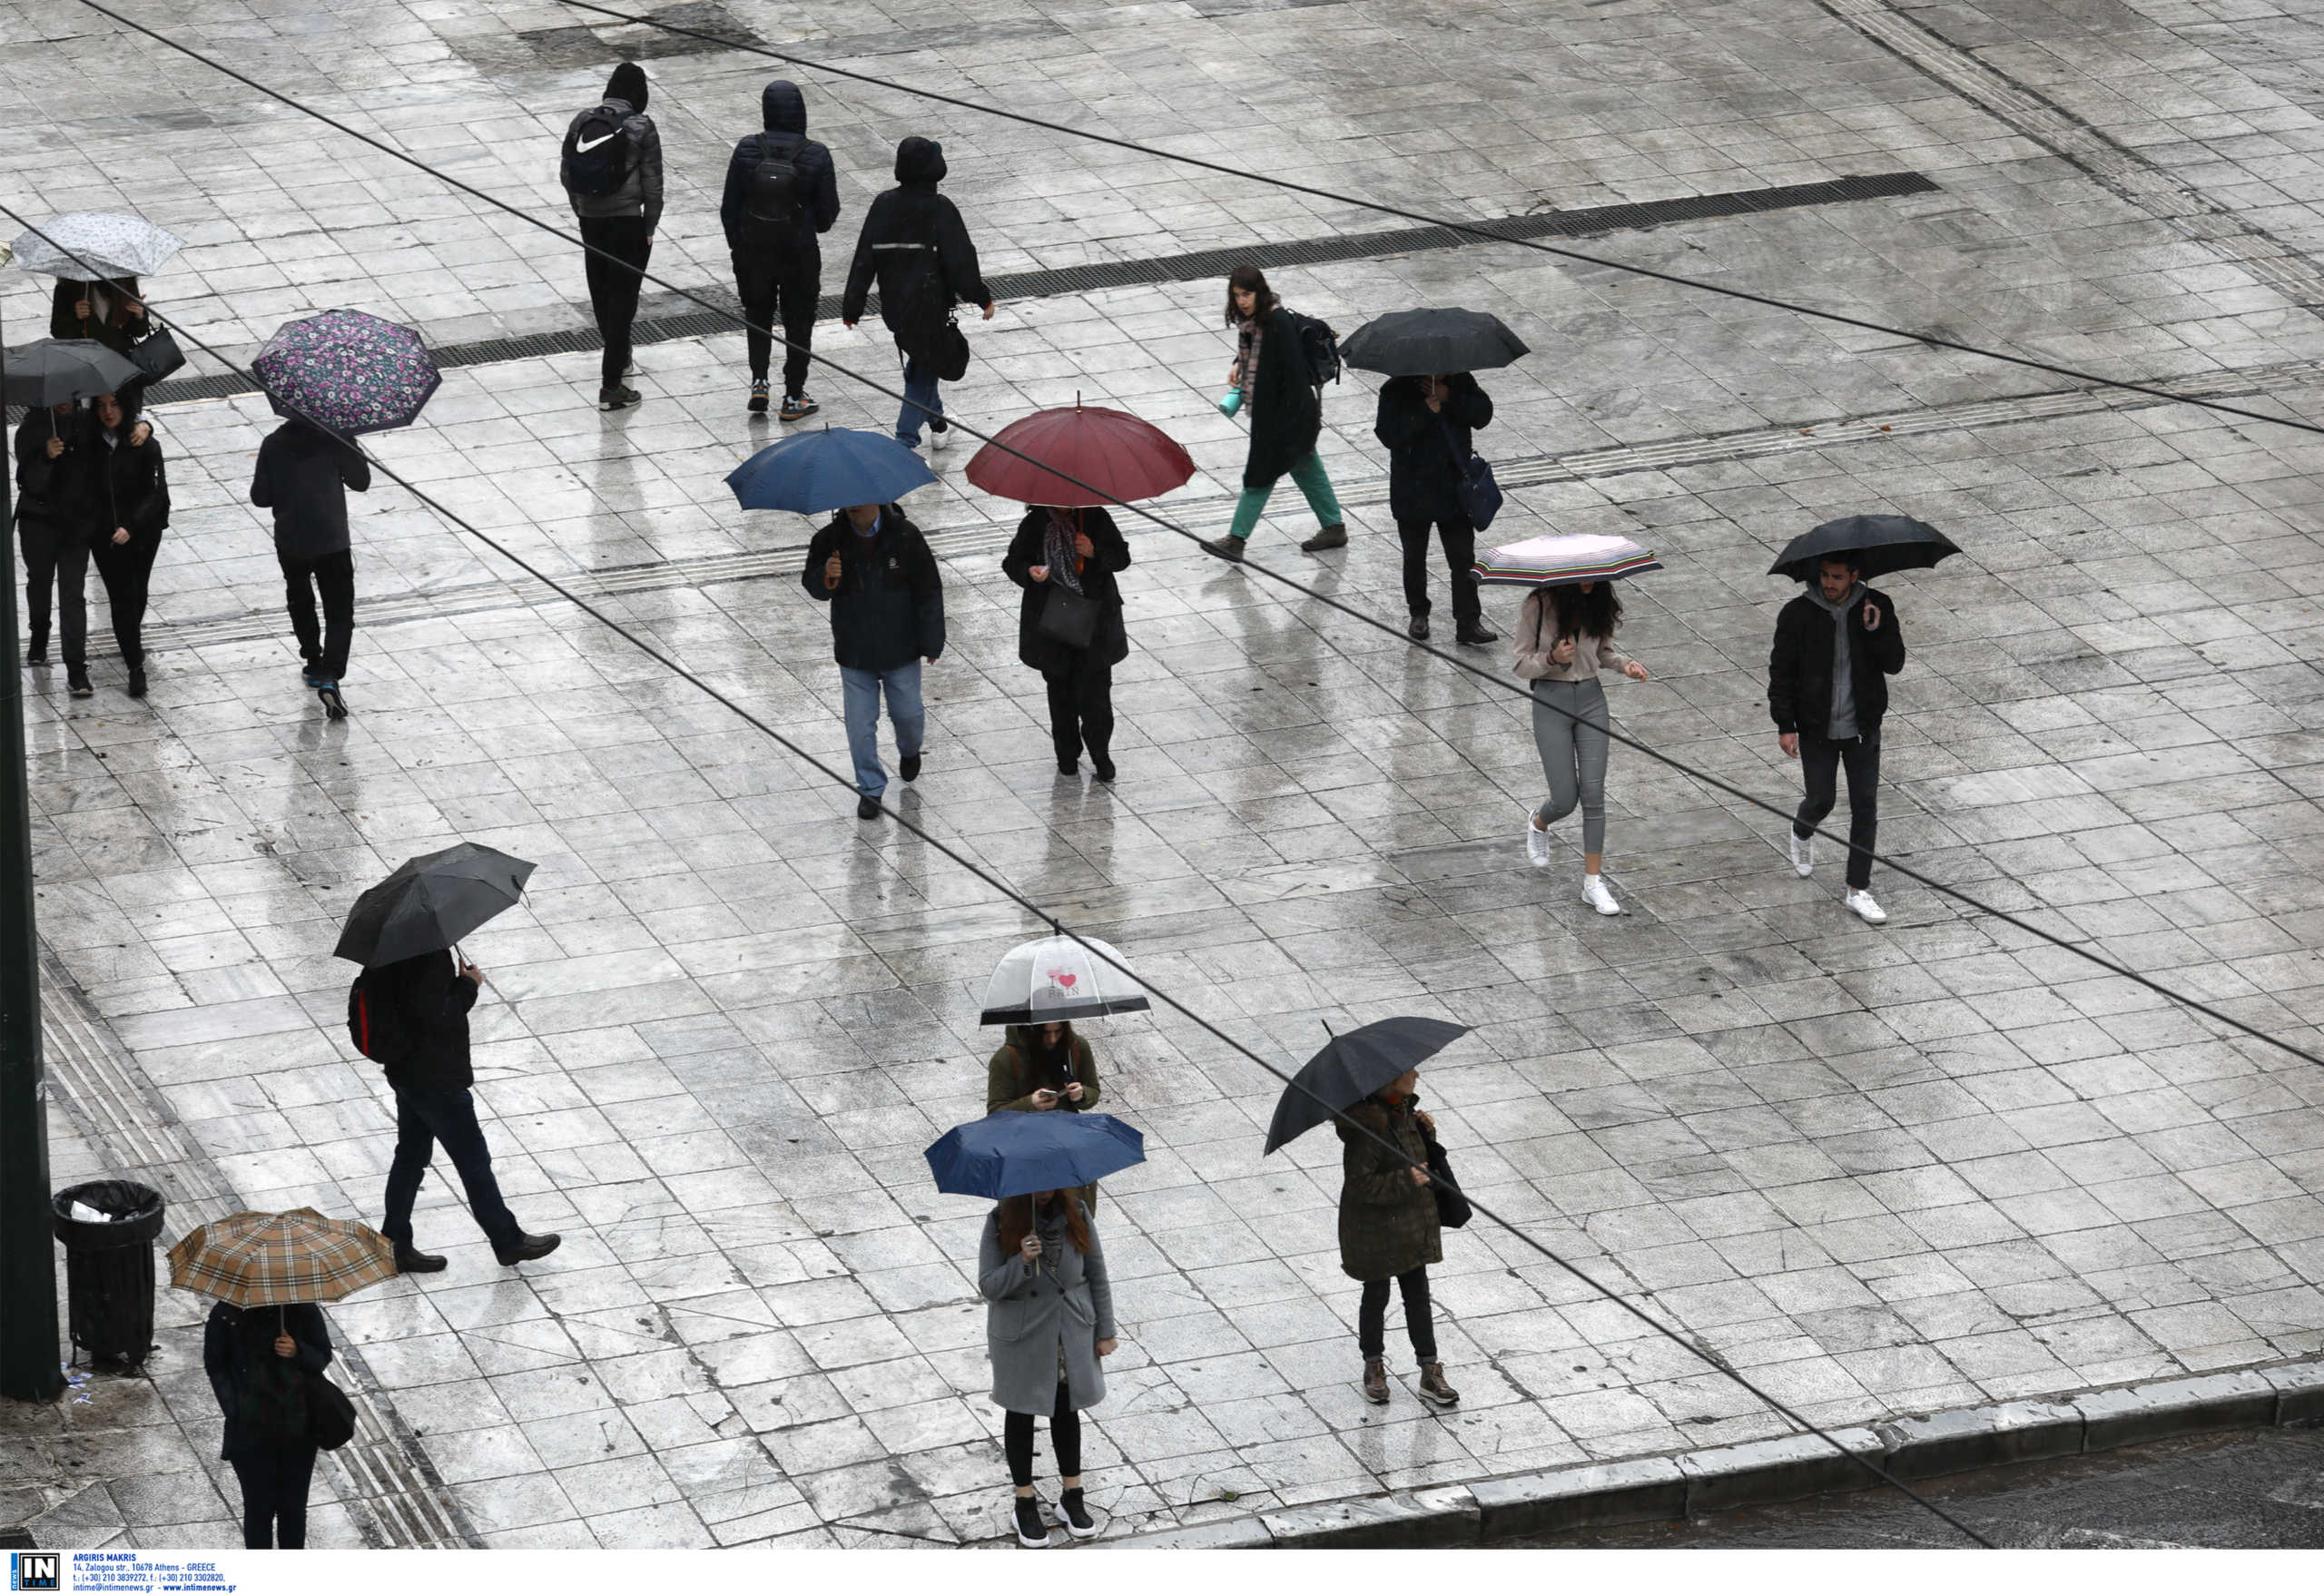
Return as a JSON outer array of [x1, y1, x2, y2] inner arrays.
[[721, 80, 840, 256], [801, 506, 946, 671], [1000, 507, 1130, 672], [1242, 306, 1321, 488], [375, 951, 479, 1094], [13, 403, 83, 525], [1768, 585, 1906, 740], [1374, 375, 1492, 523], [841, 138, 990, 362], [78, 409, 169, 547]]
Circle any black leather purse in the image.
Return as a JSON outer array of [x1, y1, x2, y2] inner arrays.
[[305, 1371, 357, 1451], [1038, 585, 1101, 651], [127, 324, 185, 383], [1424, 1135, 1472, 1229]]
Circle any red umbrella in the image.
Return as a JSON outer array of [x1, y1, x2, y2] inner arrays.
[[965, 399, 1196, 509]]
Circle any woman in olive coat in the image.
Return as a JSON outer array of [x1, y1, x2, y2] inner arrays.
[[1336, 1067, 1457, 1407], [1001, 506, 1130, 780], [987, 1021, 1103, 1212], [980, 1190, 1117, 1547]]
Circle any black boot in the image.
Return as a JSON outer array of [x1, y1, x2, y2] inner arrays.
[[1012, 1495, 1049, 1548], [25, 630, 48, 665]]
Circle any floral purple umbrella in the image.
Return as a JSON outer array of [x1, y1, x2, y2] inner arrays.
[[253, 310, 440, 438]]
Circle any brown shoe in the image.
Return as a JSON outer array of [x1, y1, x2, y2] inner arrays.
[[1418, 1361, 1460, 1407], [1363, 1358, 1390, 1404], [1300, 523, 1348, 552]]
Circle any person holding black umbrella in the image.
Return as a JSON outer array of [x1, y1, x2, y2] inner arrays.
[[1375, 372, 1495, 645], [14, 397, 88, 688]]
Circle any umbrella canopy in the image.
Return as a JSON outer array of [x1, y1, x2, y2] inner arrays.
[[1340, 308, 1530, 377], [253, 310, 440, 438], [1263, 1016, 1470, 1155], [169, 1209, 399, 1306], [332, 842, 536, 967], [925, 1111, 1147, 1200], [980, 934, 1150, 1026], [1475, 531, 1662, 588], [964, 401, 1196, 508], [2, 339, 139, 408], [1769, 514, 1960, 583], [10, 212, 184, 281], [727, 427, 937, 514]]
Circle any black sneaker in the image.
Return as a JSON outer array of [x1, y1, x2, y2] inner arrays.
[[856, 793, 881, 820], [599, 385, 641, 413], [68, 669, 94, 698], [1199, 536, 1245, 564], [25, 635, 48, 666], [779, 393, 819, 423], [302, 665, 330, 688], [900, 754, 921, 783], [1091, 756, 1116, 784], [494, 1232, 561, 1267], [1407, 613, 1430, 642], [1012, 1496, 1049, 1549], [1058, 1488, 1098, 1540], [748, 380, 770, 415], [125, 667, 147, 699]]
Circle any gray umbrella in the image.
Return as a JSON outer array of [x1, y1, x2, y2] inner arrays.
[[2, 339, 141, 407], [331, 843, 537, 968], [9, 212, 185, 281]]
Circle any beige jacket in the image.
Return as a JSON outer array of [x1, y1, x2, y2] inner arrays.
[[1512, 589, 1634, 682]]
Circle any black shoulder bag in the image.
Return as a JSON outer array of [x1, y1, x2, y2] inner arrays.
[[1423, 1134, 1472, 1229]]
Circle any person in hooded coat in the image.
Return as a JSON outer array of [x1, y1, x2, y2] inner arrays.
[[720, 79, 841, 420], [1197, 265, 1345, 562], [14, 398, 90, 691], [251, 418, 370, 699], [1000, 507, 1130, 781], [77, 391, 166, 699], [841, 137, 994, 452], [561, 61, 664, 412]]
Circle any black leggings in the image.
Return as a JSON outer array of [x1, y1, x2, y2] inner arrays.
[[229, 1443, 316, 1548], [1003, 1380, 1081, 1487], [1358, 1266, 1437, 1362]]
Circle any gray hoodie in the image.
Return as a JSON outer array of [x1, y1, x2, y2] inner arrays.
[[1807, 581, 1863, 739], [562, 64, 664, 230]]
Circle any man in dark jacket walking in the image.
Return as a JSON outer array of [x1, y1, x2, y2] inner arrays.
[[251, 419, 369, 705], [372, 949, 559, 1271], [841, 137, 994, 452], [721, 80, 841, 420], [1768, 553, 1906, 924], [801, 502, 945, 816], [561, 60, 664, 413], [1374, 372, 1496, 645], [14, 398, 90, 690]]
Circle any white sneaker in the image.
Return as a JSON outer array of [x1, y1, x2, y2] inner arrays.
[[1524, 817, 1551, 869], [1788, 831, 1813, 877], [1846, 889, 1888, 925], [1581, 875, 1620, 916]]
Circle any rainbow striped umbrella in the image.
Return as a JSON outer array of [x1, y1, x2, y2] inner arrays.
[[1474, 532, 1662, 587]]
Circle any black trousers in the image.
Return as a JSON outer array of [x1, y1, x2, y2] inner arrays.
[[1003, 1380, 1081, 1487], [229, 1443, 317, 1549], [734, 246, 821, 397], [1396, 513, 1480, 624], [1358, 1266, 1438, 1362], [1042, 654, 1114, 764], [18, 515, 89, 666], [89, 530, 160, 668], [580, 215, 653, 389], [1794, 728, 1881, 890], [381, 1086, 523, 1253], [280, 549, 355, 680]]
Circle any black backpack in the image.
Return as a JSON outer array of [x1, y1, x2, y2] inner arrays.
[[347, 969, 412, 1067], [741, 137, 804, 251], [1285, 310, 1343, 390], [562, 103, 634, 199]]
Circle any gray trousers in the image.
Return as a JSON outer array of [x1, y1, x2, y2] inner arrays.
[[1531, 677, 1609, 855]]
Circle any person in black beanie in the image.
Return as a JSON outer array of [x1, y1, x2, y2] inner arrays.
[[560, 61, 664, 412]]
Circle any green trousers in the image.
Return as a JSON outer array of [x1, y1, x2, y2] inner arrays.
[[1228, 450, 1342, 541]]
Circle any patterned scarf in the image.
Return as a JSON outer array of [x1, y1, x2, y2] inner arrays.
[[1043, 508, 1085, 595]]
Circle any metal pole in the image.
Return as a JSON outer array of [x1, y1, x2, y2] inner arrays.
[[0, 275, 67, 1402]]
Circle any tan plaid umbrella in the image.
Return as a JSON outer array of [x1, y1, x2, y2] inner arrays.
[[168, 1208, 399, 1306]]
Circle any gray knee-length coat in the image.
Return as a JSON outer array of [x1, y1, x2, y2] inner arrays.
[[978, 1198, 1116, 1415]]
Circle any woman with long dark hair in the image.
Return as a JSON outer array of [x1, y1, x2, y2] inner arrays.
[[987, 1020, 1104, 1210], [51, 275, 150, 356], [79, 391, 168, 699], [1001, 505, 1130, 781], [1197, 265, 1345, 563], [1512, 579, 1649, 914], [204, 1299, 332, 1549], [979, 1189, 1116, 1547], [1337, 1066, 1456, 1407]]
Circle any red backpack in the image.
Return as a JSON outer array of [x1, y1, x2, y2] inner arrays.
[[347, 970, 413, 1065]]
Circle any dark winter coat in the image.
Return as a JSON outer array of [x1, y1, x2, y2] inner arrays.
[[204, 1300, 332, 1461], [1000, 507, 1130, 673], [13, 404, 83, 527], [1336, 1094, 1442, 1282], [1242, 306, 1322, 489], [979, 1197, 1115, 1415], [562, 64, 664, 230], [1374, 374, 1492, 524], [1767, 585, 1906, 741], [251, 421, 371, 559], [720, 80, 841, 257], [49, 278, 146, 355], [374, 950, 479, 1094], [800, 506, 946, 672], [76, 410, 169, 547], [841, 138, 990, 364]]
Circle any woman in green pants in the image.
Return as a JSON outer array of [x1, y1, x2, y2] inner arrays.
[[1199, 265, 1345, 563]]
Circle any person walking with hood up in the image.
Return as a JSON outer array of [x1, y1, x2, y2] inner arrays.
[[1199, 265, 1346, 563], [842, 136, 994, 454], [561, 60, 664, 413], [802, 501, 946, 817], [251, 418, 370, 716], [15, 398, 91, 693], [720, 79, 840, 420]]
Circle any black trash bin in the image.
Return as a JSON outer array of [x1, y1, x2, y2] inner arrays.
[[51, 1180, 166, 1369]]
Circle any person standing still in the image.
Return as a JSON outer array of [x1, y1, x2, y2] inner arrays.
[[561, 61, 663, 413], [1768, 553, 1906, 924], [251, 418, 369, 711], [80, 393, 165, 699], [204, 1300, 331, 1548], [802, 502, 945, 818], [1337, 1067, 1457, 1408], [14, 399, 91, 693], [979, 1191, 1116, 1547], [840, 137, 994, 452], [1376, 371, 1495, 644], [721, 79, 840, 420], [1198, 265, 1345, 562]]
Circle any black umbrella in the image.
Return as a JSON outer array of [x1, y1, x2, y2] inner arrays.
[[3, 338, 140, 407], [1769, 515, 1960, 583], [1263, 1017, 1471, 1155], [332, 843, 537, 968], [1340, 309, 1529, 378]]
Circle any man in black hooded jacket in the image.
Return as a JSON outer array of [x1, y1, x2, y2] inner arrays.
[[721, 80, 841, 420], [561, 61, 664, 412], [842, 137, 994, 453]]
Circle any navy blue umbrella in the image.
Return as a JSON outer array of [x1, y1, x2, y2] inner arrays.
[[726, 426, 938, 515], [925, 1112, 1146, 1200]]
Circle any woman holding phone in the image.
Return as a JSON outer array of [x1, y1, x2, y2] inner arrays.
[[1512, 578, 1649, 915], [987, 1021, 1105, 1211]]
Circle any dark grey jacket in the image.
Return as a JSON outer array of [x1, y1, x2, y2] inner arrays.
[[978, 1197, 1115, 1415], [204, 1301, 332, 1460], [251, 421, 371, 559], [563, 89, 664, 230]]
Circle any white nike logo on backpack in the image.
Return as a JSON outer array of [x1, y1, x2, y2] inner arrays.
[[576, 131, 620, 153]]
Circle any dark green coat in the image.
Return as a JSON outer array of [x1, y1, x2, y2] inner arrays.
[[1335, 1095, 1442, 1281], [987, 1026, 1104, 1212]]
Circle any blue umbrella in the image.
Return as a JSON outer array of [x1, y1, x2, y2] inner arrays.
[[925, 1112, 1146, 1200], [726, 427, 938, 515]]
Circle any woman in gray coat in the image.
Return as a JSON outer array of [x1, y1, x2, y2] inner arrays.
[[980, 1190, 1116, 1547]]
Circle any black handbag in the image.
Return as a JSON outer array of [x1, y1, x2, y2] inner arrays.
[[1424, 1136, 1472, 1229], [1038, 585, 1102, 651], [1442, 415, 1502, 532], [126, 324, 185, 383], [305, 1371, 357, 1451]]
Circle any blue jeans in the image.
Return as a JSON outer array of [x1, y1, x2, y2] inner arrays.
[[382, 1086, 521, 1252], [841, 662, 924, 797], [896, 352, 943, 446]]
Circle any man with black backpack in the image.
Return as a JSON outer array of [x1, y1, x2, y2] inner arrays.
[[720, 79, 841, 420], [560, 61, 664, 413], [842, 136, 995, 453]]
